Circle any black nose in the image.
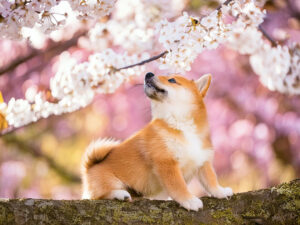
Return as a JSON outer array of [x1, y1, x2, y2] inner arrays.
[[145, 72, 155, 80]]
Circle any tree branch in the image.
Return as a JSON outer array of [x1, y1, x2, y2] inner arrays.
[[0, 30, 87, 76], [2, 135, 81, 183], [0, 49, 38, 76], [287, 0, 300, 21], [0, 179, 298, 224]]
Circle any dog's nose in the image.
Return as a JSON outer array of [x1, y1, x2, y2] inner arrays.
[[145, 72, 155, 80]]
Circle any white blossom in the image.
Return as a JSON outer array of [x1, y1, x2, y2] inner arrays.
[[5, 98, 35, 127], [88, 0, 186, 52], [68, 0, 117, 20], [200, 10, 219, 29], [25, 86, 39, 103], [285, 45, 300, 94], [250, 44, 300, 95], [250, 45, 291, 93], [227, 25, 264, 55]]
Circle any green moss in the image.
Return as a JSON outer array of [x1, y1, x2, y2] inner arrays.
[[276, 180, 300, 198], [161, 211, 174, 224], [159, 201, 172, 209], [241, 200, 271, 221], [149, 205, 162, 215], [0, 204, 15, 224], [211, 208, 242, 225], [108, 201, 158, 224], [140, 214, 157, 224], [282, 201, 296, 211], [275, 180, 300, 214], [0, 205, 7, 224]]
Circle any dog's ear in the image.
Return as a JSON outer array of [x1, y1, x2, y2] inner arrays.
[[195, 74, 212, 97]]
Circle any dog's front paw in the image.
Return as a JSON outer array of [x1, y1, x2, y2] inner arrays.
[[211, 186, 233, 199], [108, 190, 132, 201], [179, 196, 203, 211]]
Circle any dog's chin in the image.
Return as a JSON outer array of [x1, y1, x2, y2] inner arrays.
[[144, 85, 166, 101]]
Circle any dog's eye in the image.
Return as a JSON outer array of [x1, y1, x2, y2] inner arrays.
[[168, 78, 176, 83]]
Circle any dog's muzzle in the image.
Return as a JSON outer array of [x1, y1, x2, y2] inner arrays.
[[144, 72, 166, 100]]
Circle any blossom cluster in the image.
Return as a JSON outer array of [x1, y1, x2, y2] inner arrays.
[[250, 44, 300, 95], [156, 0, 300, 94], [0, 0, 116, 39], [68, 0, 116, 20], [0, 50, 147, 128], [155, 0, 265, 72], [156, 11, 225, 72], [88, 0, 186, 52], [222, 1, 300, 95]]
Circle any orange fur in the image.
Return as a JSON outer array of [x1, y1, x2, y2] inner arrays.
[[81, 73, 233, 210]]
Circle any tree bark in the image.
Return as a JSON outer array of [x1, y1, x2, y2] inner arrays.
[[0, 179, 299, 225]]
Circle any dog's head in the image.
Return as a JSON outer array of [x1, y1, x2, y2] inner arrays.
[[144, 72, 211, 103], [144, 72, 211, 121]]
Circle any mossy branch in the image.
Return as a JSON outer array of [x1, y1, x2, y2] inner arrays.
[[0, 179, 299, 225]]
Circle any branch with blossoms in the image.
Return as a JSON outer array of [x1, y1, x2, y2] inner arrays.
[[0, 0, 116, 39], [0, 0, 299, 136], [154, 0, 299, 94], [0, 49, 168, 136]]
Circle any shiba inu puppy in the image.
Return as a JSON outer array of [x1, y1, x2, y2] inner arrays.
[[81, 72, 233, 211]]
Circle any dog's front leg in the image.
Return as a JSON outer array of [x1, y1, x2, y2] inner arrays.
[[198, 161, 233, 198], [154, 158, 203, 211]]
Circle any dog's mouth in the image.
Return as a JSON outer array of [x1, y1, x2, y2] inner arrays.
[[144, 79, 167, 100], [145, 80, 166, 93]]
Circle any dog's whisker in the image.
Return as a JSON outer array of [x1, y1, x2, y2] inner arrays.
[[128, 83, 144, 91]]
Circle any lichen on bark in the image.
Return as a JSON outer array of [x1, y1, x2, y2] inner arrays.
[[0, 179, 299, 225]]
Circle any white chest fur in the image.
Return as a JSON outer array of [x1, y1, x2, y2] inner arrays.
[[162, 121, 214, 181], [151, 95, 214, 181]]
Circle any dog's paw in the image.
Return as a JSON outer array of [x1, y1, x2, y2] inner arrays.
[[179, 196, 203, 211], [211, 186, 233, 199], [108, 190, 132, 201]]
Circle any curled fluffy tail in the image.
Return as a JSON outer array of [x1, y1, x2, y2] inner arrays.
[[82, 138, 120, 170]]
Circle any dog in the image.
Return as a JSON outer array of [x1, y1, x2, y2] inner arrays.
[[81, 72, 233, 211]]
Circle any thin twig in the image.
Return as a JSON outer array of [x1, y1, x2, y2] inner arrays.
[[115, 51, 168, 71], [216, 0, 233, 10], [259, 25, 277, 47]]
